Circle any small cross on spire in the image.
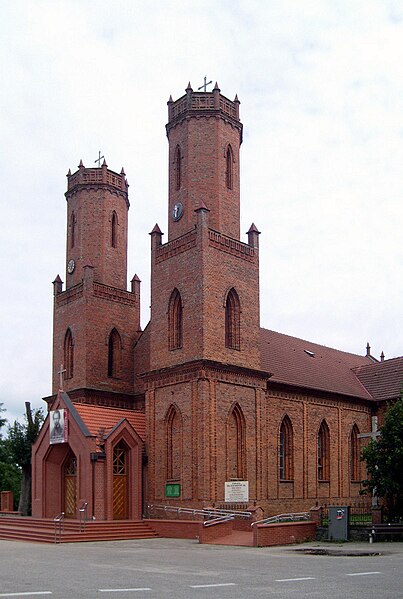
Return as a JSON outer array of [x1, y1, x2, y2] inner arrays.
[[198, 76, 213, 92], [95, 151, 105, 168], [58, 364, 66, 391]]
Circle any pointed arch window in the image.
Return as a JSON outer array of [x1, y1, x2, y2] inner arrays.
[[279, 415, 294, 481], [64, 328, 74, 379], [225, 288, 240, 350], [226, 403, 246, 480], [111, 211, 118, 248], [70, 211, 76, 249], [175, 145, 182, 190], [108, 328, 122, 378], [226, 144, 234, 190], [350, 424, 360, 481], [318, 420, 330, 481], [168, 288, 183, 350], [166, 405, 182, 481]]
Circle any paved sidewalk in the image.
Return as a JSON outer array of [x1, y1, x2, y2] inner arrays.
[[286, 540, 403, 556]]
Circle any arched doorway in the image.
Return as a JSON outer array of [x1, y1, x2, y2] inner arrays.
[[63, 453, 77, 518], [112, 441, 129, 519]]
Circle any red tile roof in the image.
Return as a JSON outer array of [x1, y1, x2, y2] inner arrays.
[[74, 404, 146, 440], [260, 328, 374, 400], [353, 357, 403, 402]]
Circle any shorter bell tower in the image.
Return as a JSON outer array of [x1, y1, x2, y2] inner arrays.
[[52, 160, 141, 400]]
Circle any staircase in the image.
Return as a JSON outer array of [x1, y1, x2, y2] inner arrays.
[[0, 517, 159, 544]]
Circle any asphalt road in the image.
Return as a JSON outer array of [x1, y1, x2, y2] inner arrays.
[[0, 538, 402, 598]]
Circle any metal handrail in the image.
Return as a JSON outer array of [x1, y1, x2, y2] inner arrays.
[[78, 501, 88, 532], [203, 514, 235, 527], [251, 512, 310, 527], [147, 504, 252, 520], [53, 512, 65, 543]]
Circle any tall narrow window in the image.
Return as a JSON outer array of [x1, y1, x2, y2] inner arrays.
[[64, 328, 74, 379], [226, 144, 234, 189], [318, 420, 330, 481], [108, 328, 122, 378], [166, 405, 182, 481], [279, 415, 294, 480], [70, 212, 76, 249], [226, 403, 246, 480], [111, 211, 118, 248], [225, 288, 240, 350], [350, 424, 360, 481], [175, 145, 181, 190], [168, 288, 183, 350]]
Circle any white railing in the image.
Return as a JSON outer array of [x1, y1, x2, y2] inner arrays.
[[53, 512, 64, 543], [147, 504, 252, 521], [78, 502, 88, 532], [251, 512, 310, 527]]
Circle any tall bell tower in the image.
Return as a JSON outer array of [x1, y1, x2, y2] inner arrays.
[[166, 82, 242, 241]]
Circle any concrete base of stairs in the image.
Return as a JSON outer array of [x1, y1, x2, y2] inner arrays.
[[203, 530, 254, 547]]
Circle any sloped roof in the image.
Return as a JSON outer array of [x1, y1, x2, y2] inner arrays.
[[74, 404, 146, 440], [260, 328, 374, 400], [353, 357, 403, 402]]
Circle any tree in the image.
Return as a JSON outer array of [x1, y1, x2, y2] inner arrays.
[[361, 393, 403, 521], [7, 402, 44, 515], [0, 403, 21, 508]]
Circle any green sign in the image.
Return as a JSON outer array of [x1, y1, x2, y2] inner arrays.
[[165, 483, 180, 498]]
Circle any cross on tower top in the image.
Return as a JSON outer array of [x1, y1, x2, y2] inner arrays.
[[95, 151, 105, 168], [198, 76, 213, 92]]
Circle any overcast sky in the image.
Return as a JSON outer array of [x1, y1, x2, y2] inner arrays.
[[1, 0, 402, 423]]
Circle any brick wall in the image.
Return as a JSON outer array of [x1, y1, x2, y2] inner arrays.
[[254, 521, 316, 547]]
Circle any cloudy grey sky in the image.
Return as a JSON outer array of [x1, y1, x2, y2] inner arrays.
[[1, 0, 402, 423]]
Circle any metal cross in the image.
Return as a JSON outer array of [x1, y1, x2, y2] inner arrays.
[[95, 151, 104, 168], [358, 416, 380, 441], [58, 364, 66, 391], [198, 76, 212, 92], [358, 416, 380, 507]]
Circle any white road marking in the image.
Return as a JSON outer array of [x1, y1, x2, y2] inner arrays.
[[346, 572, 381, 577], [190, 583, 237, 589], [0, 594, 52, 597], [98, 589, 151, 593], [275, 577, 316, 582]]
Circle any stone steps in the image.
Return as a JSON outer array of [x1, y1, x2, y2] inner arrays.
[[0, 517, 159, 544]]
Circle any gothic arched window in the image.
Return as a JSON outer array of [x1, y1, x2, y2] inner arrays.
[[227, 403, 246, 480], [225, 288, 240, 350], [111, 211, 118, 248], [70, 212, 76, 249], [63, 329, 74, 379], [64, 328, 74, 379], [108, 328, 122, 378], [350, 424, 360, 481], [279, 415, 294, 481], [318, 420, 330, 481], [175, 145, 181, 190], [226, 144, 234, 190], [166, 405, 182, 481], [168, 288, 183, 350]]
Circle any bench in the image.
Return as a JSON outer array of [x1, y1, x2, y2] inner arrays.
[[370, 524, 403, 542]]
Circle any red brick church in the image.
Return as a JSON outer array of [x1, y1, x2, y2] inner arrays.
[[31, 83, 403, 521]]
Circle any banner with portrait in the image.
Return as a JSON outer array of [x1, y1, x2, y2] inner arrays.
[[49, 408, 68, 444]]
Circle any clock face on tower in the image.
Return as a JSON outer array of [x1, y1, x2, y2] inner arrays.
[[172, 202, 183, 221], [67, 259, 75, 274]]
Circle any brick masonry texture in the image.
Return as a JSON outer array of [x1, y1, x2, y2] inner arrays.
[[31, 85, 396, 526]]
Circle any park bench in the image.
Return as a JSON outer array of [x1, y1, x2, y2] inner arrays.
[[369, 523, 403, 542]]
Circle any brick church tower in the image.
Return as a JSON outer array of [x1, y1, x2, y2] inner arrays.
[[52, 160, 141, 400], [137, 83, 269, 508]]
